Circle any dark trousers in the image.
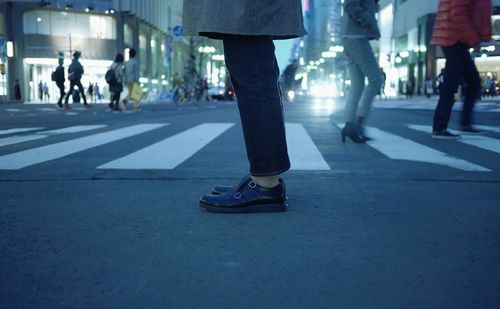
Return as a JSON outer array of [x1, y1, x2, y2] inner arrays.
[[56, 82, 65, 106], [433, 43, 481, 131], [111, 91, 121, 110], [64, 80, 87, 105], [223, 35, 290, 176]]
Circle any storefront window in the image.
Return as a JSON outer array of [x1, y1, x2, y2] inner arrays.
[[23, 10, 116, 40], [492, 15, 500, 41]]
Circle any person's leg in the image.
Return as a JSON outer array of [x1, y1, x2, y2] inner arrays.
[[223, 35, 290, 180], [64, 82, 75, 104], [57, 84, 65, 107], [343, 39, 366, 124], [461, 48, 481, 128], [355, 40, 383, 121], [76, 81, 88, 105], [199, 35, 288, 213], [433, 44, 465, 132]]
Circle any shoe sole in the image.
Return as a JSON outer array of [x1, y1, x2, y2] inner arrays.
[[431, 135, 461, 140], [199, 201, 287, 214], [458, 131, 485, 135]]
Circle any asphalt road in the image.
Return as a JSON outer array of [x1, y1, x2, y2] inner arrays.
[[1, 98, 499, 308]]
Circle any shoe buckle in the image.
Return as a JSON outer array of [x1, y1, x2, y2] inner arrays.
[[234, 192, 242, 199], [248, 181, 257, 189]]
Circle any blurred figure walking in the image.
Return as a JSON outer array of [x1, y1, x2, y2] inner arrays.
[[64, 51, 90, 109], [341, 0, 383, 143], [123, 48, 141, 110], [13, 79, 21, 101], [52, 58, 65, 108], [431, 0, 492, 139], [106, 53, 125, 111]]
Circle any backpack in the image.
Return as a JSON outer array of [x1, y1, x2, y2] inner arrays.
[[52, 67, 65, 83], [105, 66, 118, 85]]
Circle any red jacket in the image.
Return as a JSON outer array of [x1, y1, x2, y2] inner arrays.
[[431, 0, 492, 47]]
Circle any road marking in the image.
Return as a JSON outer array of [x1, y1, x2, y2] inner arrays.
[[286, 123, 331, 170], [409, 124, 500, 155], [0, 135, 47, 147], [0, 127, 44, 136], [37, 125, 107, 135], [476, 125, 500, 134], [0, 124, 167, 170], [0, 125, 108, 148], [98, 123, 234, 170], [364, 126, 490, 172]]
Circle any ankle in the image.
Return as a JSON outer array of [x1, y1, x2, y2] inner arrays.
[[250, 175, 280, 188]]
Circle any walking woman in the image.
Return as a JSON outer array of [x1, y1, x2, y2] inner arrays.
[[108, 53, 125, 111], [341, 0, 383, 143]]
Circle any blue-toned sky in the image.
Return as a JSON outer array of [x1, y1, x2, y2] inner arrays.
[[274, 40, 295, 73]]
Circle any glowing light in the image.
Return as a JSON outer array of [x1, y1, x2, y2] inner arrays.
[[7, 41, 14, 58], [400, 51, 410, 58]]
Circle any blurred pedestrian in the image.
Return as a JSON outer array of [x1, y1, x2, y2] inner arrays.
[[43, 83, 50, 102], [87, 82, 94, 103], [340, 0, 383, 143], [183, 0, 306, 213], [123, 48, 141, 110], [380, 67, 387, 99], [52, 58, 65, 108], [425, 76, 434, 98], [431, 0, 491, 139], [38, 81, 43, 101], [64, 51, 90, 109], [13, 79, 21, 101], [106, 53, 125, 111]]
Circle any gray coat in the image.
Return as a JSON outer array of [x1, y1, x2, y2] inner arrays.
[[183, 0, 306, 39], [341, 0, 380, 40]]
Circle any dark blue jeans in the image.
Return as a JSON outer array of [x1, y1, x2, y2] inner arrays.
[[223, 35, 290, 176], [433, 43, 481, 131]]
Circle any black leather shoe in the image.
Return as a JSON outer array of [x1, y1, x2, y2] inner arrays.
[[200, 176, 287, 213], [212, 178, 285, 195]]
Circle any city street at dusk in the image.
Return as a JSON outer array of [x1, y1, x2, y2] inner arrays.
[[0, 98, 499, 307]]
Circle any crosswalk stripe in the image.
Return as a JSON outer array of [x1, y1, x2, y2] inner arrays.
[[0, 125, 108, 148], [0, 127, 44, 136], [408, 124, 500, 155], [98, 123, 234, 170], [37, 125, 108, 135], [0, 124, 167, 170], [0, 135, 47, 147], [476, 125, 500, 134], [365, 126, 490, 172], [286, 123, 331, 170]]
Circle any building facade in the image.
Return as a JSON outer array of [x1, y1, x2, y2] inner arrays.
[[381, 0, 500, 97], [0, 0, 222, 103]]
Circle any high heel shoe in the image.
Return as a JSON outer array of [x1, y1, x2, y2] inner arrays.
[[356, 116, 373, 141], [341, 122, 366, 143]]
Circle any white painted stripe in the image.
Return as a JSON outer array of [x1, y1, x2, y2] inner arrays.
[[98, 123, 234, 170], [0, 135, 47, 147], [476, 125, 500, 134], [0, 124, 167, 170], [37, 125, 107, 135], [364, 126, 490, 172], [0, 125, 108, 148], [409, 124, 500, 155], [0, 127, 45, 136], [286, 123, 331, 170]]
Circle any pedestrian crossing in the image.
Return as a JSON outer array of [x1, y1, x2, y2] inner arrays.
[[0, 122, 499, 172]]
